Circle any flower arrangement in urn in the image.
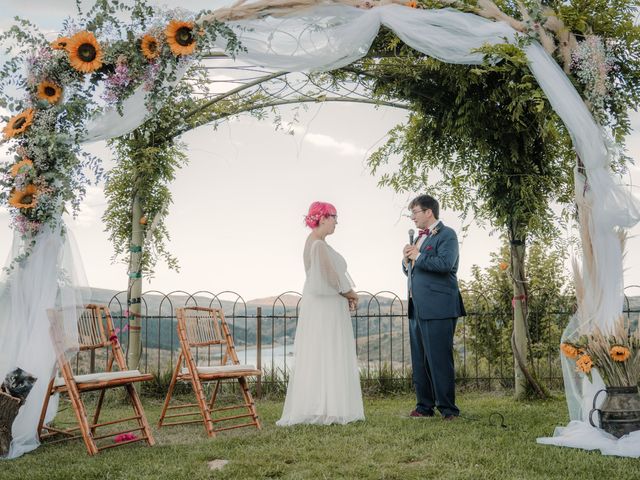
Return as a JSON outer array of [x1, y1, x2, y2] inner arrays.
[[561, 316, 640, 387]]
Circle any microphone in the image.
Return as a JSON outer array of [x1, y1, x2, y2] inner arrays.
[[408, 229, 415, 245]]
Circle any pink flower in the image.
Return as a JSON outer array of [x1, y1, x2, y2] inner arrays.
[[426, 245, 433, 251], [114, 432, 138, 443]]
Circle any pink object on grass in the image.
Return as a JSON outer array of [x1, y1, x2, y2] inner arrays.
[[114, 432, 138, 443]]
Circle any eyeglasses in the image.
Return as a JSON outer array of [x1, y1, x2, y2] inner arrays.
[[409, 209, 425, 219], [328, 214, 338, 220]]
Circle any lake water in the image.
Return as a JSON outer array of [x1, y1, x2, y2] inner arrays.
[[235, 344, 294, 372]]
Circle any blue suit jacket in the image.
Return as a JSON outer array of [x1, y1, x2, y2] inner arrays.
[[404, 222, 466, 320]]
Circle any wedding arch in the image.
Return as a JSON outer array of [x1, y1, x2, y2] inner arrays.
[[1, 0, 639, 459]]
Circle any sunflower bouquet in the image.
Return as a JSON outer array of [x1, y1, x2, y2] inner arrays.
[[561, 316, 640, 387], [0, 1, 244, 269]]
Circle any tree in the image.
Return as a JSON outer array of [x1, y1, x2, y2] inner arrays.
[[336, 0, 640, 397], [462, 236, 575, 394]]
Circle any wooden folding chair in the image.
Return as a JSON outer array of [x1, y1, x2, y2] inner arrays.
[[38, 304, 155, 455], [158, 306, 261, 436]]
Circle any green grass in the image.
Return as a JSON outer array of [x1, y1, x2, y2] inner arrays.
[[3, 393, 640, 479]]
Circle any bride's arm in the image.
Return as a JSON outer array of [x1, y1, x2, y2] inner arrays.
[[309, 241, 355, 297]]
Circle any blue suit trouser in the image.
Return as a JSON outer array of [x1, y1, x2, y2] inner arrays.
[[409, 316, 459, 417]]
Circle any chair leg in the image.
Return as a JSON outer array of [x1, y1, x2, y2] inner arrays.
[[91, 389, 107, 435], [37, 378, 56, 440], [238, 377, 261, 430], [191, 376, 215, 437], [66, 383, 99, 455], [208, 380, 221, 410], [158, 356, 182, 428], [125, 383, 156, 446]]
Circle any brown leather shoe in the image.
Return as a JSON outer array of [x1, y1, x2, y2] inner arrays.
[[409, 409, 434, 418]]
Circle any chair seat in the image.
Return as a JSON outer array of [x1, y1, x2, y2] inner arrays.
[[181, 364, 260, 376], [54, 370, 147, 387]]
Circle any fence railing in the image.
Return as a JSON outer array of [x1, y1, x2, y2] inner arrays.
[[95, 287, 640, 395]]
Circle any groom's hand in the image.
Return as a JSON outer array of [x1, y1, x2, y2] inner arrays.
[[406, 245, 419, 261]]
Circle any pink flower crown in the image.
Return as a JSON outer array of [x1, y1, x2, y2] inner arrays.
[[303, 214, 321, 224]]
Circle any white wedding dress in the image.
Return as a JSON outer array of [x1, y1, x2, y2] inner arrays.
[[276, 239, 364, 426]]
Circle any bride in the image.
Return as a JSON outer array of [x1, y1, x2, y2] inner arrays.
[[276, 201, 364, 426]]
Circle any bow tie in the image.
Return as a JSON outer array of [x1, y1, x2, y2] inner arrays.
[[418, 228, 430, 237]]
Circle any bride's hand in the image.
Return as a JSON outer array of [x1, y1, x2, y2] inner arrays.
[[344, 291, 358, 311]]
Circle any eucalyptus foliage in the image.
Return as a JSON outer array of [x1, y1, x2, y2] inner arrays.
[[346, 0, 640, 240]]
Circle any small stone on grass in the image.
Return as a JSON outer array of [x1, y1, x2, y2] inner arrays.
[[208, 459, 229, 471]]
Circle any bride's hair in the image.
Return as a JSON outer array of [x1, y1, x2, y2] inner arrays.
[[304, 201, 337, 228]]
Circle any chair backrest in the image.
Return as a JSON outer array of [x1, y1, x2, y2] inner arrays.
[[77, 305, 109, 350], [177, 307, 226, 347], [176, 307, 239, 365], [48, 304, 126, 373]]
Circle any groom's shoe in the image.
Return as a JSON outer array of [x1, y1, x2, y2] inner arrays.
[[442, 414, 458, 421], [409, 409, 434, 418]]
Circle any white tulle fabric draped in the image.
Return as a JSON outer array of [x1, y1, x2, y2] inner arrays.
[[277, 240, 363, 425], [0, 226, 89, 458], [2, 0, 639, 458]]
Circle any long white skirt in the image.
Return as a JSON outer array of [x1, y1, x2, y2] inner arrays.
[[276, 293, 364, 426]]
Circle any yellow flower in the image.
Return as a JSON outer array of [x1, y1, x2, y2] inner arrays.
[[499, 261, 509, 271], [405, 1, 418, 7], [141, 34, 161, 60], [165, 20, 196, 56], [10, 158, 34, 178], [37, 80, 63, 104], [2, 108, 35, 140], [67, 31, 103, 73], [51, 37, 69, 50], [576, 354, 593, 374], [610, 345, 631, 362], [560, 342, 581, 360], [8, 184, 38, 209]]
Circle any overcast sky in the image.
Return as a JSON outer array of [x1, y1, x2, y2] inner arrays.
[[1, 1, 639, 301]]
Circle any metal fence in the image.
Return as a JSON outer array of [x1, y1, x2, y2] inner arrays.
[[101, 287, 640, 395]]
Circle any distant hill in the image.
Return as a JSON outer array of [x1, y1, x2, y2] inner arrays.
[[247, 294, 302, 308]]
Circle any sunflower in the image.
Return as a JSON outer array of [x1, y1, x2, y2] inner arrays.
[[575, 354, 593, 374], [165, 20, 196, 56], [140, 34, 161, 60], [610, 345, 631, 362], [37, 80, 63, 104], [2, 108, 35, 140], [67, 31, 103, 73], [10, 158, 34, 177], [51, 37, 70, 50], [560, 342, 581, 360], [8, 184, 38, 209]]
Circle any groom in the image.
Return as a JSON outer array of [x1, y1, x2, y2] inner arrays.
[[402, 194, 465, 420]]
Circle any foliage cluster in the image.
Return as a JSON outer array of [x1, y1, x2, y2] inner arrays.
[[348, 0, 640, 243]]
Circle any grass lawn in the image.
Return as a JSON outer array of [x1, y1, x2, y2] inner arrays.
[[2, 392, 640, 479]]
